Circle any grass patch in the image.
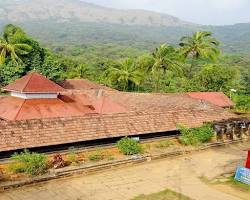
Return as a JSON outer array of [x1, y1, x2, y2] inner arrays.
[[202, 175, 250, 193], [226, 177, 250, 192], [88, 149, 105, 161], [66, 147, 78, 164], [154, 139, 173, 149], [131, 189, 193, 200], [106, 154, 115, 161]]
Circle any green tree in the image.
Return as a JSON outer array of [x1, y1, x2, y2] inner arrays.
[[4, 24, 46, 71], [151, 44, 182, 92], [136, 54, 154, 72], [0, 24, 32, 65], [0, 61, 26, 86], [179, 31, 220, 77], [193, 64, 240, 92], [242, 68, 250, 94], [37, 52, 65, 82], [105, 58, 143, 91]]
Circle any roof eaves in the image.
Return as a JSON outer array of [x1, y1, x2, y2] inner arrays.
[[5, 89, 60, 94]]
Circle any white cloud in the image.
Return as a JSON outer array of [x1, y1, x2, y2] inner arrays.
[[83, 0, 250, 25]]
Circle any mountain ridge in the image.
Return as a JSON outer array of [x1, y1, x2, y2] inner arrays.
[[0, 0, 250, 53], [0, 0, 195, 27]]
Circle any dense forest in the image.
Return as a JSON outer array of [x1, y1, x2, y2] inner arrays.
[[0, 24, 249, 111]]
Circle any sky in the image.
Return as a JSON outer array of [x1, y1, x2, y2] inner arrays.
[[82, 0, 250, 25]]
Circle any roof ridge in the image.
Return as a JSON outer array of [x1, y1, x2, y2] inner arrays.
[[100, 96, 105, 113], [13, 99, 26, 120], [22, 72, 35, 93]]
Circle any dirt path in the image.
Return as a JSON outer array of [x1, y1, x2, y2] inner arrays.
[[211, 184, 249, 200], [0, 141, 249, 200]]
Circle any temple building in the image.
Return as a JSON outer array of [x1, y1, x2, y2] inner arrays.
[[0, 72, 237, 154]]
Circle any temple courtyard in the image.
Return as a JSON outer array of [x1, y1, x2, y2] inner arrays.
[[0, 141, 249, 200]]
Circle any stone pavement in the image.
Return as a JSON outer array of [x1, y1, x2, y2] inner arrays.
[[0, 141, 249, 200]]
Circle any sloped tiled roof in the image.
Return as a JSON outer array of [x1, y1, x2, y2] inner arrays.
[[93, 96, 128, 114], [102, 92, 210, 111], [0, 73, 239, 152], [3, 72, 65, 93], [0, 90, 238, 152], [59, 79, 116, 91], [187, 92, 234, 108], [0, 92, 128, 121], [0, 107, 237, 152], [0, 94, 95, 121]]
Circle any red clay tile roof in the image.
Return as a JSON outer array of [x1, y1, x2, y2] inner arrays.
[[187, 92, 234, 108], [0, 92, 128, 121], [3, 72, 65, 93], [0, 90, 238, 152], [0, 107, 237, 152], [59, 79, 116, 91], [101, 92, 210, 111], [0, 94, 95, 121], [93, 96, 128, 114]]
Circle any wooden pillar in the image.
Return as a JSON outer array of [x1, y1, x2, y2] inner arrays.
[[221, 128, 226, 142], [232, 126, 237, 140]]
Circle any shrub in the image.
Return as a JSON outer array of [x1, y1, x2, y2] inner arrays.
[[9, 150, 47, 175], [88, 149, 104, 161], [117, 137, 143, 155], [178, 124, 214, 146], [154, 139, 173, 149], [232, 94, 250, 112]]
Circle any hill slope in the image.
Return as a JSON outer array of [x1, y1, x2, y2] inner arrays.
[[0, 0, 250, 54], [0, 0, 193, 27]]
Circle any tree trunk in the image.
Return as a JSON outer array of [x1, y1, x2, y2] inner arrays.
[[188, 57, 195, 79]]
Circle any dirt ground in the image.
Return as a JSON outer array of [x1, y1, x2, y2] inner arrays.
[[0, 141, 249, 200], [211, 184, 249, 200]]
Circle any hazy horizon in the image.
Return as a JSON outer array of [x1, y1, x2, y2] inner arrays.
[[82, 0, 250, 25]]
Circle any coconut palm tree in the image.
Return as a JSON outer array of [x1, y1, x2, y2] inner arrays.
[[105, 58, 143, 91], [179, 31, 220, 77], [151, 44, 182, 92], [0, 25, 32, 65]]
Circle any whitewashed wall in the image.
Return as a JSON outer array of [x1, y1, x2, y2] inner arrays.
[[11, 92, 58, 99]]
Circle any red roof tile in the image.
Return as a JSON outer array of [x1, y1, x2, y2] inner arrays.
[[0, 108, 237, 152], [3, 72, 65, 93], [0, 92, 128, 121], [0, 74, 240, 152], [59, 79, 116, 91], [187, 92, 234, 108], [0, 94, 96, 121], [97, 91, 217, 111], [93, 96, 128, 114]]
